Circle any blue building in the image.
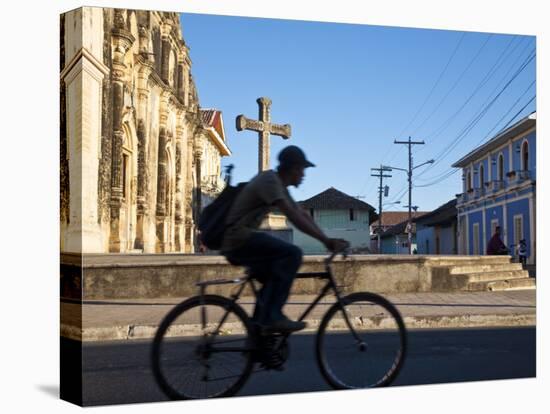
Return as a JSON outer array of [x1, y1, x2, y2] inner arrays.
[[415, 199, 457, 255], [378, 218, 421, 254], [452, 113, 536, 263]]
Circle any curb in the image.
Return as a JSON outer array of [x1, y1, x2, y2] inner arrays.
[[62, 313, 536, 342]]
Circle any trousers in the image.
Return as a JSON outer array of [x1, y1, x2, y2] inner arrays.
[[224, 232, 303, 324]]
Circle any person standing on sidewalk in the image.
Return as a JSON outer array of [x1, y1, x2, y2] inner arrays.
[[221, 145, 348, 333], [518, 239, 527, 266]]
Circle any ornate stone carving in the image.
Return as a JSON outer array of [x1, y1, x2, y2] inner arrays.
[[156, 127, 167, 217], [111, 130, 124, 197], [138, 25, 149, 54], [113, 9, 125, 30], [136, 119, 147, 205], [161, 39, 171, 84]]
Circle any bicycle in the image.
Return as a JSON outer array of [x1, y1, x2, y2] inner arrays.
[[151, 248, 407, 400]]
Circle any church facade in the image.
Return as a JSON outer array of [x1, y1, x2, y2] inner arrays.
[[60, 7, 229, 254]]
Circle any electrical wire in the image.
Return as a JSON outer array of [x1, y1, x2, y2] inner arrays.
[[417, 49, 535, 176]]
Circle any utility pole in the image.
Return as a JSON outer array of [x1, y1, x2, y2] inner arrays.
[[370, 165, 392, 253], [384, 137, 433, 254]]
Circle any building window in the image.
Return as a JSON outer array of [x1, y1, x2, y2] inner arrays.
[[514, 215, 524, 249], [467, 171, 472, 191], [491, 219, 499, 237], [498, 154, 504, 181], [310, 208, 314, 218], [479, 164, 485, 188], [473, 223, 480, 255], [521, 141, 529, 171], [349, 209, 355, 221]]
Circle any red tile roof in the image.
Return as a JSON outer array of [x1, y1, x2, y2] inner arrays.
[[200, 109, 225, 141], [371, 211, 428, 227]]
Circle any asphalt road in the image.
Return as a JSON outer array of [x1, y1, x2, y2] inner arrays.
[[72, 326, 536, 406]]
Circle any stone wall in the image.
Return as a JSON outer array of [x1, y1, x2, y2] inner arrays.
[[60, 254, 514, 300]]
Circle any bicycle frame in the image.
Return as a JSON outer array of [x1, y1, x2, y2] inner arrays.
[[196, 251, 363, 346]]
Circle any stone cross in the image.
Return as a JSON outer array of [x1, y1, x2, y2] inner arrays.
[[236, 97, 291, 172]]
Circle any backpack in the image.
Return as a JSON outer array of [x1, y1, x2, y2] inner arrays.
[[198, 181, 247, 250]]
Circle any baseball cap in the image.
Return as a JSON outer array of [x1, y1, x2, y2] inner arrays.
[[278, 145, 316, 168]]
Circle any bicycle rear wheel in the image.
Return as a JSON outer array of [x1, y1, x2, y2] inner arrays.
[[316, 292, 407, 389], [151, 295, 255, 399]]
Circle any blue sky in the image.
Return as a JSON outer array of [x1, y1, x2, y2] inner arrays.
[[179, 12, 536, 212]]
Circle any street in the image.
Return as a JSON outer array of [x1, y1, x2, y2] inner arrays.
[[75, 326, 536, 406]]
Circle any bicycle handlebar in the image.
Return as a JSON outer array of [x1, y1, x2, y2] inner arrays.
[[324, 244, 351, 265]]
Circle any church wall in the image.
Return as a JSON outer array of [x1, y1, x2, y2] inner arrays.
[[61, 7, 223, 254], [61, 7, 107, 253]]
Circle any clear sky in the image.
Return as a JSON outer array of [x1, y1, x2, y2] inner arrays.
[[179, 12, 536, 212]]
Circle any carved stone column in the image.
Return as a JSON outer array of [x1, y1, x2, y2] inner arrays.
[[184, 115, 197, 252], [134, 119, 147, 250], [193, 139, 204, 253], [108, 10, 135, 252], [160, 23, 172, 85], [134, 60, 153, 251], [155, 94, 170, 252], [184, 216, 194, 254], [174, 123, 185, 251], [176, 51, 186, 102]]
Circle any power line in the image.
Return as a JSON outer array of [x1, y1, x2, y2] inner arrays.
[[497, 95, 536, 132], [394, 32, 468, 140], [417, 49, 535, 176], [422, 38, 532, 143], [413, 92, 536, 189], [415, 81, 535, 184], [414, 169, 460, 188], [410, 33, 497, 137], [356, 32, 468, 198]]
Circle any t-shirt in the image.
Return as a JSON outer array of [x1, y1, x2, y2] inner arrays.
[[221, 170, 296, 252]]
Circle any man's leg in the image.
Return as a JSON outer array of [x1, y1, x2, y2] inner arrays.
[[225, 233, 303, 326], [264, 243, 302, 322]]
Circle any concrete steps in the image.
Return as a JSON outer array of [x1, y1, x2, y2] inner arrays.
[[468, 277, 536, 291], [461, 270, 529, 283], [450, 263, 524, 274], [431, 258, 535, 292]]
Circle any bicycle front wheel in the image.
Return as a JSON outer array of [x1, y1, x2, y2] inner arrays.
[[151, 295, 255, 400], [316, 292, 407, 389]]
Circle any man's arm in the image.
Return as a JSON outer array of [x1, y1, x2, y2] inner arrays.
[[274, 199, 347, 252]]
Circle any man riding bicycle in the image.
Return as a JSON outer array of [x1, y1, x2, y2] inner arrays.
[[221, 145, 348, 333]]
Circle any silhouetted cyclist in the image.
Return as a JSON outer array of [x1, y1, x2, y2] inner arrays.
[[221, 146, 348, 333]]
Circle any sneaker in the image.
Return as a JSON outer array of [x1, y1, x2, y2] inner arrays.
[[263, 316, 306, 333]]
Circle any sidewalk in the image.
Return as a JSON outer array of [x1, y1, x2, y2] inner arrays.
[[61, 290, 536, 342]]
